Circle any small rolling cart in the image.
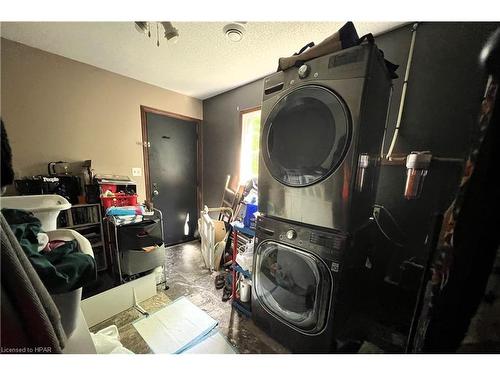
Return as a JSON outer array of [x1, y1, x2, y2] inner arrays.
[[231, 225, 255, 317], [105, 208, 167, 287]]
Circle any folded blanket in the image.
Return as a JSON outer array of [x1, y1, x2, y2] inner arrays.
[[106, 205, 144, 217]]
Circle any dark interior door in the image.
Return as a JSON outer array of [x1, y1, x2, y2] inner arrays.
[[146, 111, 198, 246]]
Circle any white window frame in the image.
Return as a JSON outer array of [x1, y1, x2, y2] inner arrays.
[[239, 107, 261, 186]]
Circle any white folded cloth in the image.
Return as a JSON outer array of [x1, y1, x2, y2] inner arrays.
[[37, 232, 49, 252]]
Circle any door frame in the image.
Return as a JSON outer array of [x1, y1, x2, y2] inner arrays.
[[140, 105, 203, 224]]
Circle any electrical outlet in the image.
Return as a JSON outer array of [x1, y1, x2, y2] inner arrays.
[[132, 167, 142, 177]]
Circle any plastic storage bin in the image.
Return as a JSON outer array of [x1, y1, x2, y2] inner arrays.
[[99, 184, 117, 193], [47, 229, 94, 337], [120, 245, 166, 276], [100, 193, 138, 209], [115, 218, 164, 277], [116, 218, 162, 250]]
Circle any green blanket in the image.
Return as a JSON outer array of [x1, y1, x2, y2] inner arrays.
[[1, 208, 97, 294]]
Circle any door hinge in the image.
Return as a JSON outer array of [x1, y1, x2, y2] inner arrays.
[[143, 141, 151, 148]]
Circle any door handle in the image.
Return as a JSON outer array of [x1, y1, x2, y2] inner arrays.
[[152, 183, 159, 197]]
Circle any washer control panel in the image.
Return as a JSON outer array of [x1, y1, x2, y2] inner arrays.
[[256, 215, 347, 263], [286, 229, 297, 240]]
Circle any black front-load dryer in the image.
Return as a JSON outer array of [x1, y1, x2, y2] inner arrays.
[[251, 215, 347, 353], [258, 43, 393, 233]]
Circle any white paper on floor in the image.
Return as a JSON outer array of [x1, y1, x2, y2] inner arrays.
[[183, 330, 237, 354], [133, 296, 218, 354]]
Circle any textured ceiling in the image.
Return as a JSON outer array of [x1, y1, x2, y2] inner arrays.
[[1, 22, 402, 99]]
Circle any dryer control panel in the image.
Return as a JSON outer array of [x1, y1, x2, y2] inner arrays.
[[255, 215, 347, 266], [262, 43, 378, 102]]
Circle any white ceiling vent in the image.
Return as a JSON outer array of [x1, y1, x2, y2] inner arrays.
[[223, 23, 245, 42]]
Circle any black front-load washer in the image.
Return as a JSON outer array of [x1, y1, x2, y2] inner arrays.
[[251, 215, 347, 353]]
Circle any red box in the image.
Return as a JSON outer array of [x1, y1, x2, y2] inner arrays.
[[101, 193, 138, 209], [100, 184, 117, 193]]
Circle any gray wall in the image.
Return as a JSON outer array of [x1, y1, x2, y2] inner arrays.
[[202, 78, 263, 209], [200, 22, 500, 344], [374, 22, 499, 267], [201, 22, 499, 257]]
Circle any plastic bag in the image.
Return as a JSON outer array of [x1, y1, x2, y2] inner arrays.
[[90, 325, 134, 354], [236, 239, 254, 272]]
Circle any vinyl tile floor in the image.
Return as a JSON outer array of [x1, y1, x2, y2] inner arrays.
[[90, 241, 500, 354], [90, 240, 289, 354]]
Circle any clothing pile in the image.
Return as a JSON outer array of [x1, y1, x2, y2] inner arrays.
[[1, 208, 96, 294]]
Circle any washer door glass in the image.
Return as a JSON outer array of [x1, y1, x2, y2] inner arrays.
[[254, 241, 332, 333], [263, 85, 350, 187]]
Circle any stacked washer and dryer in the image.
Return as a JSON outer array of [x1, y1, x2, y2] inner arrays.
[[251, 42, 394, 353]]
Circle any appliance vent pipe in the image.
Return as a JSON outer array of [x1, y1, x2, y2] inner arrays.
[[380, 85, 394, 158], [386, 23, 419, 160]]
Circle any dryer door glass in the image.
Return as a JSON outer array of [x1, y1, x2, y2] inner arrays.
[[263, 85, 350, 186], [254, 241, 332, 333]]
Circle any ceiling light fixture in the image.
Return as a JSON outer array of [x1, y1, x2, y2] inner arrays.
[[134, 21, 150, 37], [223, 23, 246, 42], [134, 21, 179, 47], [161, 22, 179, 44]]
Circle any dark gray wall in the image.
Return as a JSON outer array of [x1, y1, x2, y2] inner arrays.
[[202, 22, 499, 253], [374, 22, 499, 267], [201, 22, 500, 344], [202, 79, 263, 209]]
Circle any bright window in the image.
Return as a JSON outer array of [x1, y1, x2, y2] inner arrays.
[[239, 108, 261, 185]]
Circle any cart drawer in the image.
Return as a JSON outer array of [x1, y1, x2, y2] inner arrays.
[[117, 219, 162, 250], [120, 244, 166, 276]]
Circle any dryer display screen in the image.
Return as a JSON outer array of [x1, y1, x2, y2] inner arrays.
[[263, 85, 351, 187]]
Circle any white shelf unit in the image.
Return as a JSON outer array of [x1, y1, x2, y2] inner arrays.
[[57, 203, 107, 272]]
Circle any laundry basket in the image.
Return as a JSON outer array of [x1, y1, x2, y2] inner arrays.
[[1, 194, 93, 337], [46, 229, 94, 337], [198, 206, 232, 271]]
